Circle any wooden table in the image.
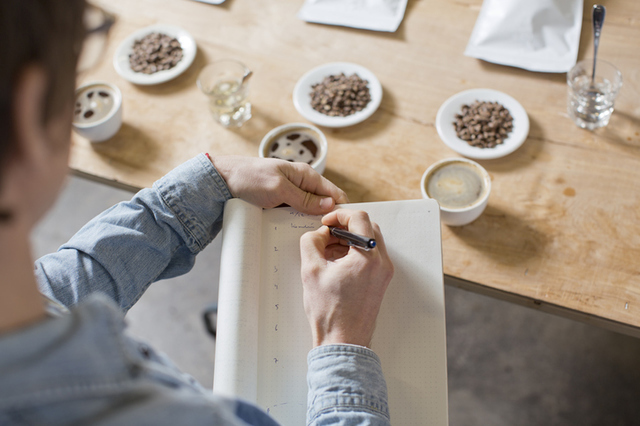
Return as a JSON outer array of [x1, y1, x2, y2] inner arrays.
[[73, 0, 640, 336]]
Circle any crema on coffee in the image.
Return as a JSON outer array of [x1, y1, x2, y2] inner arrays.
[[426, 162, 486, 209], [74, 84, 116, 124]]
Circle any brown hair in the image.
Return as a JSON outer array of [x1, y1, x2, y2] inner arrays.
[[0, 0, 86, 221]]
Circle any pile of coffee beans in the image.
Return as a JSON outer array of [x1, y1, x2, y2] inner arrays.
[[310, 73, 371, 117], [453, 101, 513, 148], [129, 33, 183, 74]]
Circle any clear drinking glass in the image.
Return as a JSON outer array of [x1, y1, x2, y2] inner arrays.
[[197, 60, 252, 127], [567, 59, 622, 130]]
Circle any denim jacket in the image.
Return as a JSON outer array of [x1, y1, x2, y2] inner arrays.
[[0, 154, 390, 426]]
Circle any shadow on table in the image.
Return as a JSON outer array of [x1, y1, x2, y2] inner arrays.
[[598, 110, 640, 153], [91, 122, 159, 169], [322, 168, 382, 203], [478, 115, 546, 173], [231, 105, 285, 147], [447, 204, 549, 266]]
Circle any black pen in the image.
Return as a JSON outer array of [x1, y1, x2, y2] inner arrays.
[[328, 226, 377, 251]]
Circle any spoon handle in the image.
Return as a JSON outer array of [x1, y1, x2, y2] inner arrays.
[[592, 5, 606, 82]]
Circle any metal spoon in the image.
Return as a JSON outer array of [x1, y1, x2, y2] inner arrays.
[[241, 70, 253, 86], [591, 5, 606, 89]]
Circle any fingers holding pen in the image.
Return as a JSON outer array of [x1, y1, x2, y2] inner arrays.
[[322, 209, 376, 244], [322, 210, 390, 256], [323, 209, 394, 284], [300, 225, 348, 263]]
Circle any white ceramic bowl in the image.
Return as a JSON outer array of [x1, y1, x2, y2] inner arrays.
[[421, 158, 491, 226], [293, 62, 382, 128], [435, 88, 529, 160], [113, 24, 197, 86], [259, 123, 328, 174], [72, 82, 123, 143]]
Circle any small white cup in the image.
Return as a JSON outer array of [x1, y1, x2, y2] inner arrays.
[[421, 158, 491, 226], [72, 81, 123, 142], [259, 123, 328, 174]]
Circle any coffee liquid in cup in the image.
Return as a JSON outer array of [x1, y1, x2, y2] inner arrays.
[[427, 162, 486, 209], [266, 130, 318, 165], [74, 84, 115, 124]]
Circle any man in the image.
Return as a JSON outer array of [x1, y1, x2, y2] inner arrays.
[[0, 1, 394, 425]]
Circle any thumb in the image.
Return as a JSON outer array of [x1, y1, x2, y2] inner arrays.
[[283, 181, 336, 215]]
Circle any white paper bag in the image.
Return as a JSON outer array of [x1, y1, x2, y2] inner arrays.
[[464, 0, 584, 73], [298, 0, 408, 33]]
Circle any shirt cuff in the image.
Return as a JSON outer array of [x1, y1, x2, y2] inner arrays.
[[307, 344, 389, 424], [153, 154, 233, 253]]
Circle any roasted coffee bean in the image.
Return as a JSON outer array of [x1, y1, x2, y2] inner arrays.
[[453, 101, 513, 149], [129, 32, 183, 75], [310, 73, 371, 117]]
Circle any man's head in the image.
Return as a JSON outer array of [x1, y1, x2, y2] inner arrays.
[[0, 0, 86, 223]]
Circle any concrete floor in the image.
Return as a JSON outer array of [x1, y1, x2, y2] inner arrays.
[[32, 175, 640, 425]]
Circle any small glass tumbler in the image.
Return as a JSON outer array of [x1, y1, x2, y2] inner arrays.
[[567, 59, 622, 130], [197, 60, 252, 127]]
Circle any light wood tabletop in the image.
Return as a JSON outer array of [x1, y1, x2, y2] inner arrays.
[[73, 0, 640, 336]]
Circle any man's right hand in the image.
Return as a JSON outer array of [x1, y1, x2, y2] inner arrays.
[[299, 209, 394, 348]]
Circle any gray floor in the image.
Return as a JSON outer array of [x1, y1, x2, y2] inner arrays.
[[32, 175, 640, 425]]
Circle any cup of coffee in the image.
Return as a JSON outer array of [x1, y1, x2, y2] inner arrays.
[[259, 123, 328, 174], [421, 158, 491, 226], [72, 81, 123, 142]]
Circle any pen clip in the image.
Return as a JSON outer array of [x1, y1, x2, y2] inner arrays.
[[346, 240, 374, 251]]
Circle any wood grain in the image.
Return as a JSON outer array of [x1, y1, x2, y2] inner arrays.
[[71, 0, 640, 332]]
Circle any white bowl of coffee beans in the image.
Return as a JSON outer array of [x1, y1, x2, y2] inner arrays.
[[72, 82, 123, 143], [293, 62, 382, 128], [260, 123, 328, 175], [435, 89, 529, 160]]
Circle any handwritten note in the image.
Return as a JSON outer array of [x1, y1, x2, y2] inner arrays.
[[257, 208, 321, 421]]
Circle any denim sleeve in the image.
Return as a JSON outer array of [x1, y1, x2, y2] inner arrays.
[[35, 154, 232, 311], [307, 345, 390, 426]]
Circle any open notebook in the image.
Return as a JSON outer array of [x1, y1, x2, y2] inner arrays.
[[213, 199, 448, 425]]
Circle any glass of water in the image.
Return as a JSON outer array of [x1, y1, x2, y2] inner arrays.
[[197, 60, 252, 128], [567, 59, 622, 130]]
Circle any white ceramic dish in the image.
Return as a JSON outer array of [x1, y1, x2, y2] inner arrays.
[[293, 62, 382, 128], [435, 88, 529, 160], [113, 24, 197, 85], [259, 123, 328, 175]]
